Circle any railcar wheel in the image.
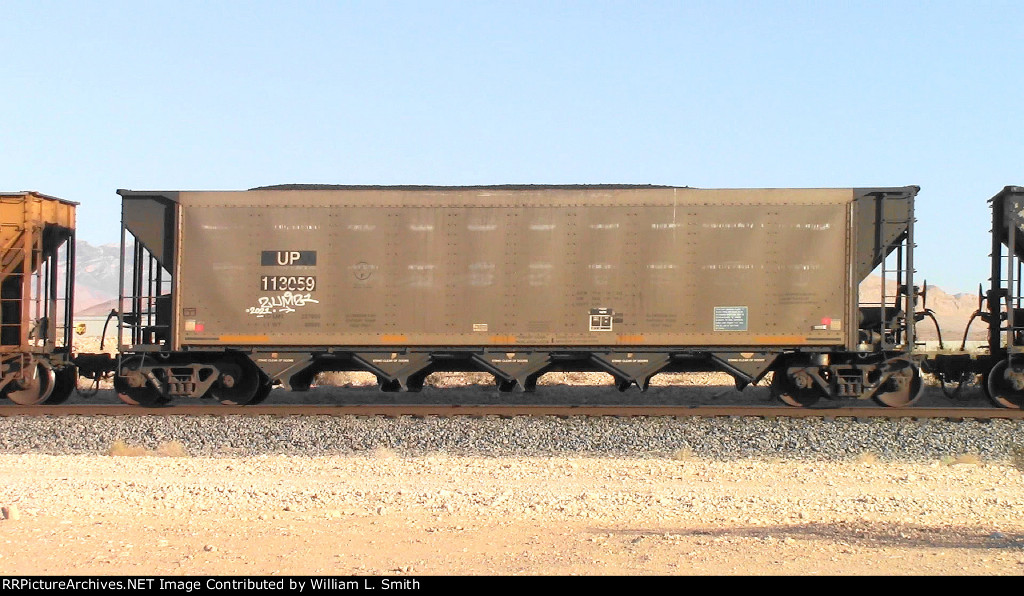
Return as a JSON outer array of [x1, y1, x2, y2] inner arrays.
[[770, 371, 822, 407], [248, 373, 274, 405], [871, 360, 923, 407], [984, 360, 1024, 409], [44, 366, 78, 405], [114, 357, 170, 407], [5, 362, 56, 405], [210, 355, 261, 405]]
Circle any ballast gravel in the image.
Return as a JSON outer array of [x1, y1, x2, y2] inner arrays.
[[0, 378, 1019, 461], [0, 413, 1021, 462]]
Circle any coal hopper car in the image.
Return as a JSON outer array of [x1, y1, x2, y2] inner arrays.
[[113, 185, 921, 407]]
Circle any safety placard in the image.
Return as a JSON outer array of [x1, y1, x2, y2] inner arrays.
[[713, 306, 748, 331]]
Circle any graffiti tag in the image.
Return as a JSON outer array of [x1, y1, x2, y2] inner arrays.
[[246, 292, 320, 317]]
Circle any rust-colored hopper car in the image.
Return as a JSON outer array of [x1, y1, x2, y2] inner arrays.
[[0, 192, 78, 404]]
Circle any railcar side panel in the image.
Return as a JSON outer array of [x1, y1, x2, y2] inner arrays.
[[173, 188, 854, 348]]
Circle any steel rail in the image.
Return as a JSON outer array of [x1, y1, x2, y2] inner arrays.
[[0, 404, 1022, 419]]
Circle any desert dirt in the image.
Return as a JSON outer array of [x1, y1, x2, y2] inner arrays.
[[1, 445, 1024, 576]]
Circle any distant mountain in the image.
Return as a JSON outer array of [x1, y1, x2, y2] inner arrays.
[[859, 277, 984, 343], [74, 240, 122, 312]]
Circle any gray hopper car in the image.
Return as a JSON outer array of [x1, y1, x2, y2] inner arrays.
[[114, 185, 921, 407]]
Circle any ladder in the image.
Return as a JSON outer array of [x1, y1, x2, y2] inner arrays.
[[870, 191, 916, 351]]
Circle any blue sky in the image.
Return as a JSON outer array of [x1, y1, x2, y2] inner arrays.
[[2, 1, 1021, 292]]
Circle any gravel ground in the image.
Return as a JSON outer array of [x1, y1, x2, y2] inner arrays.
[[0, 453, 1022, 575]]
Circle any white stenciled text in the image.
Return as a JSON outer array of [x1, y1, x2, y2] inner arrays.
[[245, 292, 320, 317]]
